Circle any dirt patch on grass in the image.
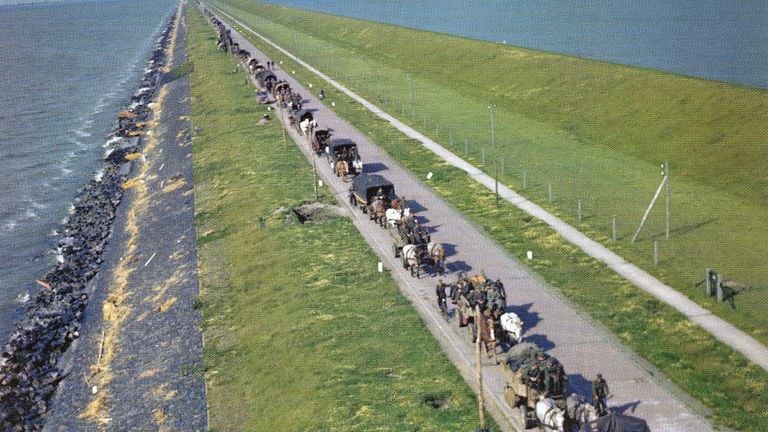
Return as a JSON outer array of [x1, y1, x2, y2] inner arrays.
[[292, 202, 348, 223]]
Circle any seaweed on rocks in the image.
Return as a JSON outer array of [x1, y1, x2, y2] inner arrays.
[[0, 15, 178, 432]]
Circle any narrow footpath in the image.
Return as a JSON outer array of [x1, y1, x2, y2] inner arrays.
[[214, 6, 768, 376], [210, 7, 715, 432], [44, 4, 207, 431]]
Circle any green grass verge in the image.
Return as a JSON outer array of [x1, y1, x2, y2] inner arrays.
[[186, 6, 498, 431], [204, 3, 768, 430], [212, 0, 768, 350]]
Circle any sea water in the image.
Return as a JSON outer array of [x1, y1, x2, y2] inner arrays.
[[267, 0, 768, 89], [0, 0, 176, 341]]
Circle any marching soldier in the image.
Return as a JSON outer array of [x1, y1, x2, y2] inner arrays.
[[592, 373, 610, 416]]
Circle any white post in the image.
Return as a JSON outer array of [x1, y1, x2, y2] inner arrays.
[[612, 216, 617, 241], [653, 240, 659, 265], [577, 199, 582, 222]]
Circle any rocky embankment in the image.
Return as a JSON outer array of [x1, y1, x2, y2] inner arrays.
[[0, 18, 176, 432]]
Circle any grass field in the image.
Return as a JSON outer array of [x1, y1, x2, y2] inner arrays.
[[211, 0, 768, 349], [204, 2, 768, 430], [186, 7, 499, 431]]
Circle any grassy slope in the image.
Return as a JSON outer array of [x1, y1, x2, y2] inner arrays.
[[186, 7, 497, 431], [212, 0, 768, 352], [206, 2, 768, 430]]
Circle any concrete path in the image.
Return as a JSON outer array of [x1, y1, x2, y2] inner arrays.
[[213, 6, 768, 374], [45, 6, 207, 431], [209, 7, 717, 432]]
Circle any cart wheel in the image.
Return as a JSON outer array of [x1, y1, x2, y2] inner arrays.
[[393, 245, 400, 257]]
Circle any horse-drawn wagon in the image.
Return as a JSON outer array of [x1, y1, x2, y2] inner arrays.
[[501, 343, 578, 431], [255, 70, 277, 92], [349, 174, 394, 215], [311, 129, 331, 155], [289, 109, 313, 135], [328, 138, 363, 179]]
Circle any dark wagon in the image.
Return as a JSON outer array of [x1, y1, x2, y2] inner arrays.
[[311, 129, 331, 155], [349, 174, 394, 211], [254, 70, 277, 91], [328, 138, 363, 178]]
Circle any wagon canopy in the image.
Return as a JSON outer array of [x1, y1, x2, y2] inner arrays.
[[294, 109, 313, 123], [314, 129, 331, 140], [580, 413, 650, 432], [351, 174, 394, 201], [328, 138, 357, 155], [255, 70, 276, 85]]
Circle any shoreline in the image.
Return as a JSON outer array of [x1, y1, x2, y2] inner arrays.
[[0, 11, 178, 431]]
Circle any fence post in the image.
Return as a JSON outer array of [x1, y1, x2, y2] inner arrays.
[[612, 216, 617, 241], [653, 240, 659, 265], [577, 199, 582, 222]]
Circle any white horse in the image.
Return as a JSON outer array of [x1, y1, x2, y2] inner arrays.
[[299, 118, 311, 136], [536, 397, 566, 432], [385, 207, 410, 227], [500, 312, 523, 345], [427, 241, 446, 275], [566, 393, 600, 427], [402, 244, 422, 278]]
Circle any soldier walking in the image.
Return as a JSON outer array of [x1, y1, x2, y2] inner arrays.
[[435, 279, 449, 318], [592, 373, 610, 416]]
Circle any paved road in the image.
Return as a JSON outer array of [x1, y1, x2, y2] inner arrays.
[[210, 7, 715, 432]]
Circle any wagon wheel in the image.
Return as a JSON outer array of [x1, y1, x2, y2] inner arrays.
[[393, 244, 400, 257]]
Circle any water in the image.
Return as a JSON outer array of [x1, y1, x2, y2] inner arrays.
[[0, 0, 176, 340], [267, 0, 768, 89]]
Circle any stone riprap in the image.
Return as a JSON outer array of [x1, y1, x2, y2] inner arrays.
[[0, 18, 176, 432]]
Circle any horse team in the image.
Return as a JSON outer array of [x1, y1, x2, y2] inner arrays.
[[203, 9, 630, 431]]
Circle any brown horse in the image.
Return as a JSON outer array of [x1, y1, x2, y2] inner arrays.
[[369, 197, 388, 227], [335, 160, 349, 181]]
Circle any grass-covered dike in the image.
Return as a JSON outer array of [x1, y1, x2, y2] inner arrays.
[[186, 6, 498, 431], [212, 0, 768, 350], [205, 1, 768, 430]]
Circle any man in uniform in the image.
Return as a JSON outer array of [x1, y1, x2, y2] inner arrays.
[[435, 279, 449, 316], [525, 362, 545, 391], [592, 373, 610, 416]]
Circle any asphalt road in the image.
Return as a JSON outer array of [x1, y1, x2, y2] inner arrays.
[[211, 7, 715, 432]]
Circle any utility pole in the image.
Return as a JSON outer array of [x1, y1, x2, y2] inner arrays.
[[489, 104, 498, 206], [278, 100, 287, 148], [407, 73, 414, 122], [313, 154, 319, 201], [475, 305, 487, 431], [664, 160, 670, 239]]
